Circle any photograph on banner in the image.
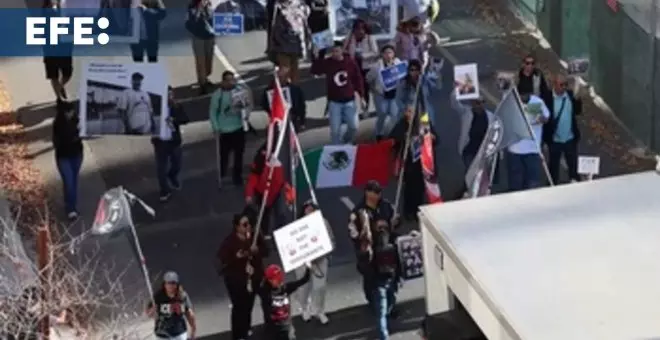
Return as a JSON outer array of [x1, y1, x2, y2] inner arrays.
[[62, 0, 141, 43], [496, 70, 515, 91], [380, 60, 408, 91], [79, 61, 170, 139], [329, 0, 397, 40], [566, 57, 590, 76], [267, 86, 292, 106], [231, 86, 250, 112], [578, 156, 600, 176], [312, 29, 334, 50], [213, 12, 244, 35], [453, 63, 480, 100], [273, 211, 334, 272], [397, 233, 423, 280]]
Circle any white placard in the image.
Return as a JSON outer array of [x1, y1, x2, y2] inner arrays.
[[328, 0, 397, 41], [78, 61, 170, 139], [453, 63, 480, 100], [578, 156, 600, 175], [273, 211, 333, 272]]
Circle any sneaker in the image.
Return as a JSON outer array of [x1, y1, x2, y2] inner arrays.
[[317, 313, 329, 325], [170, 178, 181, 190], [264, 235, 272, 241], [67, 211, 78, 220], [159, 192, 172, 202], [302, 308, 312, 322]]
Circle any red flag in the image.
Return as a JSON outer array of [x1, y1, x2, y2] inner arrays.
[[606, 0, 618, 12], [269, 75, 288, 125]]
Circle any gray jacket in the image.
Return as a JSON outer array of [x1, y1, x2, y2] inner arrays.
[[450, 89, 495, 155]]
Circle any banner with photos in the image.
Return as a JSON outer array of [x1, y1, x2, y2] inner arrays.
[[79, 61, 170, 140], [397, 232, 423, 280]]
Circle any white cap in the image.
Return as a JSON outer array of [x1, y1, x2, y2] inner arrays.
[[163, 271, 179, 283]]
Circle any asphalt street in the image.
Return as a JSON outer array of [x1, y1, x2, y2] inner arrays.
[[0, 0, 554, 338]]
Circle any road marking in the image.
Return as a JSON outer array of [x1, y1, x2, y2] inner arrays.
[[340, 196, 355, 210], [214, 44, 248, 86]]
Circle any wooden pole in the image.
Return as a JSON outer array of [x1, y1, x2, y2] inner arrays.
[[37, 226, 50, 340]]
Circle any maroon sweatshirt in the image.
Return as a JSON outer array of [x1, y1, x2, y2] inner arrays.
[[311, 54, 364, 103]]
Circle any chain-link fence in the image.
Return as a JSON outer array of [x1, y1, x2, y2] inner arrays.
[[509, 0, 660, 150]]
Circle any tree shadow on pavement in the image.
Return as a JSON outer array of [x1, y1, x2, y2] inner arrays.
[[196, 298, 424, 340]]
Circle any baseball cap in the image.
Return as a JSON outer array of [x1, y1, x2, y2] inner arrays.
[[264, 264, 284, 285], [364, 180, 382, 194], [163, 271, 179, 283], [131, 72, 144, 80]]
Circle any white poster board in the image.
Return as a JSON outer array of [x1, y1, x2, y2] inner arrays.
[[578, 156, 600, 176], [273, 211, 333, 272], [453, 63, 480, 100], [79, 61, 170, 140]]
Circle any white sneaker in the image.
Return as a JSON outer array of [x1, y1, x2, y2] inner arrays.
[[67, 211, 78, 220], [317, 313, 329, 325], [302, 307, 312, 322]]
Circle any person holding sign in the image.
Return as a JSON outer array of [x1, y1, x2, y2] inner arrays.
[[546, 74, 583, 184], [259, 263, 311, 340], [217, 212, 269, 340], [343, 19, 379, 117], [366, 44, 403, 139], [262, 66, 307, 131], [506, 92, 549, 192], [295, 200, 335, 325], [395, 60, 440, 127], [392, 17, 439, 66]]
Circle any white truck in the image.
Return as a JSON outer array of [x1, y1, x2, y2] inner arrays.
[[419, 171, 660, 340]]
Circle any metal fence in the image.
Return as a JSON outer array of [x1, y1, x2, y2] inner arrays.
[[509, 0, 660, 150]]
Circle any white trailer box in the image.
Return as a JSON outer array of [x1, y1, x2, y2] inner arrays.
[[419, 171, 660, 340]]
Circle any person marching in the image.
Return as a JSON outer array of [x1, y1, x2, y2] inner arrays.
[[185, 0, 215, 94], [366, 44, 403, 140], [52, 100, 83, 220], [210, 71, 250, 187], [259, 263, 311, 340], [153, 86, 189, 202], [262, 65, 307, 131], [392, 17, 439, 66], [244, 143, 296, 239], [295, 200, 335, 325], [218, 212, 268, 340], [389, 106, 436, 221], [147, 271, 197, 340], [311, 41, 365, 145], [343, 19, 379, 118], [395, 59, 441, 128]]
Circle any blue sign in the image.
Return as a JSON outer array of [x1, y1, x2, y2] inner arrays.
[[380, 61, 408, 92], [213, 13, 244, 36], [312, 29, 334, 50]]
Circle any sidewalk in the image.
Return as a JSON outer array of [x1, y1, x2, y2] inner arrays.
[[436, 0, 656, 177]]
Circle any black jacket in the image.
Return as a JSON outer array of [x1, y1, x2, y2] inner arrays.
[[261, 81, 307, 130], [389, 117, 437, 170], [153, 101, 190, 147], [349, 198, 399, 276], [543, 90, 582, 144], [140, 6, 167, 43], [517, 68, 551, 99], [259, 269, 310, 328], [52, 109, 83, 160]]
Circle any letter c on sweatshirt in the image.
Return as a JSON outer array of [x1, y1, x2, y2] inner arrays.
[[333, 71, 348, 87]]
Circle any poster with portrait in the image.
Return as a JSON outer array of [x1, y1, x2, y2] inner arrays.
[[61, 0, 141, 43], [396, 232, 423, 280], [329, 0, 397, 41], [453, 63, 480, 101], [78, 61, 170, 140]]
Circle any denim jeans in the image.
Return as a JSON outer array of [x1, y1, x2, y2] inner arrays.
[[56, 155, 83, 214], [156, 332, 187, 340], [364, 277, 397, 340], [154, 142, 182, 196], [374, 94, 398, 137], [328, 100, 358, 144], [507, 152, 542, 192]]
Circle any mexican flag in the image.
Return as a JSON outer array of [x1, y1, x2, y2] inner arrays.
[[296, 140, 394, 190]]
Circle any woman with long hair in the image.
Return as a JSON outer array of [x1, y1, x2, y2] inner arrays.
[[366, 44, 403, 140], [218, 212, 268, 340], [147, 271, 197, 340], [343, 19, 378, 116], [52, 100, 83, 220], [295, 200, 334, 325]]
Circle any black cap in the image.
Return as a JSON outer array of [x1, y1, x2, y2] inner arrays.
[[364, 180, 382, 193], [131, 72, 144, 80]]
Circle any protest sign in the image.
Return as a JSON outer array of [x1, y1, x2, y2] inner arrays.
[[267, 86, 292, 106], [397, 232, 423, 280], [312, 29, 334, 50], [566, 57, 590, 76], [380, 61, 408, 92], [274, 211, 333, 272], [231, 87, 249, 111], [79, 61, 169, 139], [454, 63, 480, 100], [213, 13, 244, 35], [496, 71, 515, 91], [578, 156, 600, 179]]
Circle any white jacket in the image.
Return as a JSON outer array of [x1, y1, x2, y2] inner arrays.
[[365, 58, 404, 95]]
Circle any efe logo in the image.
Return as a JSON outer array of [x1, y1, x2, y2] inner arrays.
[[25, 16, 110, 46]]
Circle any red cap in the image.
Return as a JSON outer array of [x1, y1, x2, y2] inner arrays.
[[264, 264, 284, 284]]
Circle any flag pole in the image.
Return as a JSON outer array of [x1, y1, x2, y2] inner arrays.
[[290, 122, 318, 205], [215, 132, 222, 188], [289, 128, 297, 218]]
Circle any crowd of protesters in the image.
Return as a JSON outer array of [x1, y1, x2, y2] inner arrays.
[[40, 0, 587, 339]]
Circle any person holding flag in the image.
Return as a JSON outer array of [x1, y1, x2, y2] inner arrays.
[[262, 65, 307, 131]]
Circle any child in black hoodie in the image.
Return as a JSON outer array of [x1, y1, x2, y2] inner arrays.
[[260, 263, 311, 340]]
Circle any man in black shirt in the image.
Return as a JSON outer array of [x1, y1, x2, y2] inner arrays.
[[147, 271, 197, 340], [260, 264, 311, 340], [152, 86, 190, 202]]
